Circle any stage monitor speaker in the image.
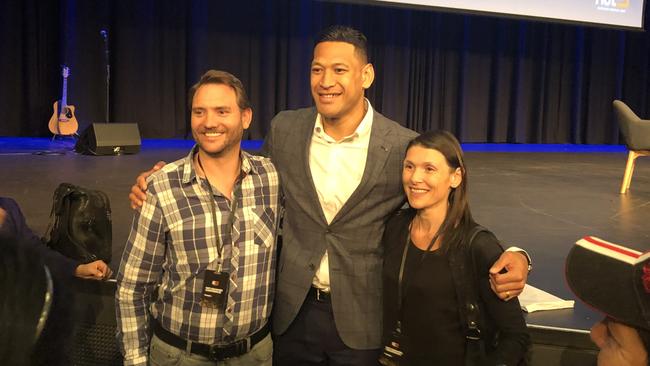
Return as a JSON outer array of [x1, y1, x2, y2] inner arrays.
[[75, 123, 141, 155]]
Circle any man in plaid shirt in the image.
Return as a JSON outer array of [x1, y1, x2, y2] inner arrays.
[[116, 70, 279, 366]]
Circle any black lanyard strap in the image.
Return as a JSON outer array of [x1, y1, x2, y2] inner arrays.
[[196, 154, 241, 263], [396, 218, 444, 325]]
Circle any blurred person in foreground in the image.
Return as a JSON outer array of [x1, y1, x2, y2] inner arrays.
[[0, 235, 75, 365], [566, 236, 650, 366]]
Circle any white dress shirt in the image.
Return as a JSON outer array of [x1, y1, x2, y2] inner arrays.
[[310, 102, 374, 290]]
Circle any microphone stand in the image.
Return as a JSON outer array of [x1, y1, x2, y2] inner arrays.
[[100, 29, 110, 123]]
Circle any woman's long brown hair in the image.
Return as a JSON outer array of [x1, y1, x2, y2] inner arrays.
[[405, 130, 474, 254]]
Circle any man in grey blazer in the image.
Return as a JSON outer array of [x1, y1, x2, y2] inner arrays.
[[130, 25, 530, 366], [263, 106, 416, 362]]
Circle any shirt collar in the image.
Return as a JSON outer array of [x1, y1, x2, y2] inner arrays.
[[313, 99, 374, 143], [181, 145, 257, 184]]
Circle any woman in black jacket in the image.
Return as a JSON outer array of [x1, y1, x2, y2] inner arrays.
[[381, 130, 530, 366]]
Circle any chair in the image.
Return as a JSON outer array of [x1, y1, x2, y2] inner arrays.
[[613, 100, 650, 194]]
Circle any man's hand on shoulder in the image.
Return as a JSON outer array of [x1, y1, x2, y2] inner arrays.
[[75, 260, 113, 280], [129, 161, 166, 209], [488, 251, 529, 300]]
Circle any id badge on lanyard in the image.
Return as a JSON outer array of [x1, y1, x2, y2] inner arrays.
[[200, 267, 230, 309], [196, 154, 239, 310]]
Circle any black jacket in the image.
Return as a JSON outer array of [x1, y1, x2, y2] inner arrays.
[[382, 208, 530, 365]]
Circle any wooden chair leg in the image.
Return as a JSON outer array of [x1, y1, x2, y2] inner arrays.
[[620, 151, 637, 194]]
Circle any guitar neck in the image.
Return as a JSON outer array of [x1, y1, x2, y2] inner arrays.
[[61, 76, 68, 108]]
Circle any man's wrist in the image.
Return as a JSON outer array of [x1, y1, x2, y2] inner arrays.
[[505, 246, 532, 272]]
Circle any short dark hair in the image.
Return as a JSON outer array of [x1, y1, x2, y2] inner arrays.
[[188, 70, 251, 110], [315, 25, 369, 63]]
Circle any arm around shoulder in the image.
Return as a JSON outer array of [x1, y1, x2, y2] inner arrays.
[[489, 247, 530, 298], [128, 161, 166, 209]]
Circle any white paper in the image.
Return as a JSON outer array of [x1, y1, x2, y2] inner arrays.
[[518, 284, 575, 313]]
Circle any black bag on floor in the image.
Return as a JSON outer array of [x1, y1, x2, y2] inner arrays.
[[44, 183, 112, 263]]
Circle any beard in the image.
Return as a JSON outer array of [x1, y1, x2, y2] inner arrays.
[[193, 125, 244, 158]]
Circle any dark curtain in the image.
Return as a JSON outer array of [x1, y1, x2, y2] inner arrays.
[[1, 0, 649, 143]]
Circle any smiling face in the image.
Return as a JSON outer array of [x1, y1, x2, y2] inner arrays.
[[310, 41, 374, 126], [190, 83, 251, 158], [402, 144, 462, 215]]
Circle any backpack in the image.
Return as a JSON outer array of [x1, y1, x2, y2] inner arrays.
[[44, 183, 112, 263]]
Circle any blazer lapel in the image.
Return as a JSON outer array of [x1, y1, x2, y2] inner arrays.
[[299, 109, 329, 225], [330, 113, 393, 224]]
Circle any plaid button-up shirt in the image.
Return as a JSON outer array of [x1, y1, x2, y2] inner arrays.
[[116, 147, 280, 366]]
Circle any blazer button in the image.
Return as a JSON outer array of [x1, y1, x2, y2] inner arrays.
[[309, 263, 315, 271]]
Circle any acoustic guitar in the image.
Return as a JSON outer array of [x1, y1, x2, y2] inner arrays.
[[48, 66, 79, 136]]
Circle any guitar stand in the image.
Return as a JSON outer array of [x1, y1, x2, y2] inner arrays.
[[51, 133, 78, 142]]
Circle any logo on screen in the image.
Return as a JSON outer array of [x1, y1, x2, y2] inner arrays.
[[595, 0, 630, 12]]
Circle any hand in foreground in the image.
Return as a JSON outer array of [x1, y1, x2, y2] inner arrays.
[[74, 260, 113, 280], [591, 318, 648, 366], [488, 250, 529, 300], [129, 161, 166, 209]]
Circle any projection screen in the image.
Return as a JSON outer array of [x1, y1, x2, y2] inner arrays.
[[372, 0, 646, 29]]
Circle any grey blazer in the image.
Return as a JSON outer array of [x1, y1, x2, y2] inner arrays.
[[262, 107, 418, 349]]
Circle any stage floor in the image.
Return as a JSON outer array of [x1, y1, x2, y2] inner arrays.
[[2, 137, 648, 335]]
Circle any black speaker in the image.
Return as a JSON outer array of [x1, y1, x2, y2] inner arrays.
[[75, 123, 141, 155]]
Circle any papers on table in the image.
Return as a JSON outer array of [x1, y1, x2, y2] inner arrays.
[[518, 284, 575, 313]]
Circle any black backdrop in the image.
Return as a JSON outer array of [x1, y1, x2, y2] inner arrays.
[[1, 0, 649, 143]]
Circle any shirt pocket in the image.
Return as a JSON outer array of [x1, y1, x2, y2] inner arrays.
[[252, 206, 276, 248]]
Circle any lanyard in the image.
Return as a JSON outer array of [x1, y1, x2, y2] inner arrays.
[[196, 154, 241, 263], [395, 219, 443, 331]]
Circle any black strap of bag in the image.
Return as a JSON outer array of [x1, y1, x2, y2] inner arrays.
[[454, 226, 530, 366], [448, 225, 489, 366]]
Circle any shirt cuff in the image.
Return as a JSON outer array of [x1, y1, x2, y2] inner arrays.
[[123, 355, 148, 366], [505, 246, 532, 272]]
